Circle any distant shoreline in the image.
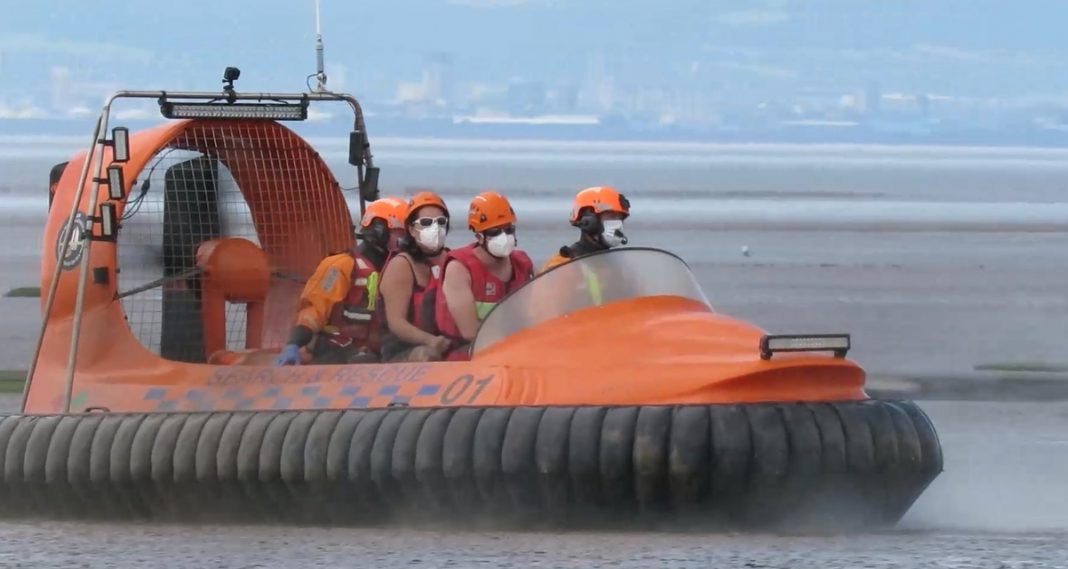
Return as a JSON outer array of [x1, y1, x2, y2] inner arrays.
[[9, 131, 1068, 155], [4, 114, 1068, 150]]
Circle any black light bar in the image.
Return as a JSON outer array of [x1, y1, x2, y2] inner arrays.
[[160, 100, 308, 121], [759, 334, 850, 360]]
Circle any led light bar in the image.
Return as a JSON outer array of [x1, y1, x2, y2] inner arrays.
[[160, 101, 308, 121], [759, 334, 851, 360]]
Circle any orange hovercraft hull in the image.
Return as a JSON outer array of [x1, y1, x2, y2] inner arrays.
[[0, 108, 942, 531]]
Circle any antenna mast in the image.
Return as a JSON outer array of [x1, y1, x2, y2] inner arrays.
[[313, 0, 327, 92]]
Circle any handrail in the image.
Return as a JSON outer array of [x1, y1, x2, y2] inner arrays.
[[21, 114, 103, 413], [62, 102, 112, 413]]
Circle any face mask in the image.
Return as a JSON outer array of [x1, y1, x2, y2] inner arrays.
[[601, 219, 627, 247], [485, 232, 516, 258], [417, 224, 446, 251]]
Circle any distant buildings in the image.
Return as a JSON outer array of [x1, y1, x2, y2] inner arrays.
[[3, 45, 1068, 146], [422, 53, 453, 107]]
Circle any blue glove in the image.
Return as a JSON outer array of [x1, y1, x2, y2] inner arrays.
[[274, 344, 301, 366]]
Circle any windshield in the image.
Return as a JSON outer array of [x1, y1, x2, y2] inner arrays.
[[471, 247, 711, 354]]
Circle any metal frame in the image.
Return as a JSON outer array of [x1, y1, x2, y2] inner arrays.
[[22, 88, 376, 413]]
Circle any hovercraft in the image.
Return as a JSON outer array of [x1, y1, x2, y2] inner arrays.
[[0, 75, 942, 531]]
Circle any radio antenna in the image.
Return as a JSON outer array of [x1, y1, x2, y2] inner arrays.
[[313, 0, 328, 92]]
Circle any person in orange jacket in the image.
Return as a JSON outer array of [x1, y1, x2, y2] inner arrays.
[[540, 186, 630, 273], [274, 196, 409, 366], [435, 191, 535, 360], [377, 191, 455, 362]]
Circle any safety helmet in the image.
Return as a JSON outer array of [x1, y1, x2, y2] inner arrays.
[[405, 191, 450, 226], [569, 186, 630, 227], [468, 191, 517, 233], [360, 197, 408, 230]]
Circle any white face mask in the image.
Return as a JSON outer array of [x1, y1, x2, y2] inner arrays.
[[485, 232, 516, 258], [417, 224, 446, 251], [601, 219, 626, 247]]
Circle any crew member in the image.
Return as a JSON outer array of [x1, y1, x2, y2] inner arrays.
[[436, 191, 534, 360], [274, 196, 408, 366], [377, 191, 454, 362], [540, 185, 630, 273]]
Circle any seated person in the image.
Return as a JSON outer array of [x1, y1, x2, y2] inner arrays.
[[435, 191, 534, 360], [275, 197, 409, 365], [540, 185, 631, 274], [377, 191, 454, 362]]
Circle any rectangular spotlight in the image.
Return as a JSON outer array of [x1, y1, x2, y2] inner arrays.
[[99, 203, 117, 239], [106, 164, 125, 200], [111, 127, 130, 162]]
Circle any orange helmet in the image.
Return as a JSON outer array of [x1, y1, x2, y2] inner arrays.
[[360, 196, 408, 230], [569, 186, 630, 224], [405, 191, 449, 225], [468, 191, 517, 233]]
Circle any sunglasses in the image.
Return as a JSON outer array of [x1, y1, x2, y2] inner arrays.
[[483, 225, 516, 237], [413, 216, 448, 227]]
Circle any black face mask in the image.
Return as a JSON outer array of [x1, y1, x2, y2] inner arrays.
[[359, 219, 389, 251]]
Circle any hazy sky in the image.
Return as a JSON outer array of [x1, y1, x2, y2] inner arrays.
[[2, 1, 1067, 109]]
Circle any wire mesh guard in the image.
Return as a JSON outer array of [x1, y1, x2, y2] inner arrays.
[[115, 120, 354, 363]]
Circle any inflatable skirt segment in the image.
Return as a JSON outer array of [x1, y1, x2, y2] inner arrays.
[[0, 400, 941, 530]]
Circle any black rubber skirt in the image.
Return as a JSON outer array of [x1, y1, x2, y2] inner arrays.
[[0, 399, 941, 531]]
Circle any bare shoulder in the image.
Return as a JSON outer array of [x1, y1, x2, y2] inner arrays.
[[444, 258, 472, 281], [382, 253, 414, 283]]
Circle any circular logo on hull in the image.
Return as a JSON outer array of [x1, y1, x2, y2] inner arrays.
[[55, 212, 88, 271]]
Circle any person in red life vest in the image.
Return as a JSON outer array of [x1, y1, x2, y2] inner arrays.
[[435, 191, 534, 360], [377, 191, 455, 362], [274, 196, 410, 366]]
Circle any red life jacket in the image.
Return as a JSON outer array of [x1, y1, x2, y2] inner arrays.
[[433, 243, 534, 359], [325, 249, 384, 352], [383, 251, 443, 336]]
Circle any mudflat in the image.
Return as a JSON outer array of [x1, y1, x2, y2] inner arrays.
[[3, 212, 1066, 384]]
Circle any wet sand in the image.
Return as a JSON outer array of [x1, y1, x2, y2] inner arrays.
[[0, 522, 1064, 568], [4, 214, 1067, 382]]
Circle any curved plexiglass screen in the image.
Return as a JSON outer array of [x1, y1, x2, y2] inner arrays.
[[471, 248, 711, 354]]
